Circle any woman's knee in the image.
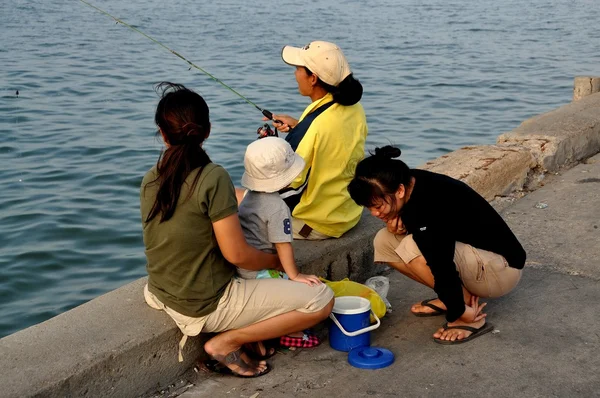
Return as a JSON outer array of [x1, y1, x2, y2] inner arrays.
[[312, 284, 334, 317], [323, 296, 335, 313], [320, 285, 335, 313], [314, 296, 334, 321], [373, 228, 407, 264], [373, 228, 393, 252], [298, 283, 334, 318]]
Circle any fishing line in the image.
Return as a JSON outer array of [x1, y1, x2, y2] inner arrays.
[[78, 0, 278, 121]]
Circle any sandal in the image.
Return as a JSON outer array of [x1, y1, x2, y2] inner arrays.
[[244, 340, 277, 360], [411, 298, 447, 317], [280, 331, 320, 348], [433, 322, 494, 345], [206, 348, 272, 378]]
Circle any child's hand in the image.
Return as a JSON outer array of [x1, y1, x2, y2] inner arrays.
[[290, 273, 322, 287]]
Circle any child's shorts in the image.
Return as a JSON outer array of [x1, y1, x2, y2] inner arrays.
[[237, 268, 289, 280]]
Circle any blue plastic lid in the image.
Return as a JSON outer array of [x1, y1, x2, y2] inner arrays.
[[348, 347, 394, 369]]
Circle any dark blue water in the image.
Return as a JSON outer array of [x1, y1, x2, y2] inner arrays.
[[1, 0, 599, 338]]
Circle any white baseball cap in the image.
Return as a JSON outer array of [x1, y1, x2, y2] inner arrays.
[[241, 137, 306, 193], [281, 41, 352, 87]]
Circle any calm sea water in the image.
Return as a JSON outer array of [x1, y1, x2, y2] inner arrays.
[[1, 0, 599, 338]]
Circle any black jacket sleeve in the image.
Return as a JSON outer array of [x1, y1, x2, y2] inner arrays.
[[412, 227, 465, 322]]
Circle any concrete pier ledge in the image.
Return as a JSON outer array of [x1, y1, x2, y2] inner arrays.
[[498, 92, 600, 172], [1, 86, 599, 398], [573, 76, 600, 101]]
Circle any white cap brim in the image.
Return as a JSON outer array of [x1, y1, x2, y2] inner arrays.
[[281, 45, 306, 67], [241, 152, 305, 193]]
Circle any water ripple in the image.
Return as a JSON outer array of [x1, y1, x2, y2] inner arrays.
[[1, 0, 599, 338]]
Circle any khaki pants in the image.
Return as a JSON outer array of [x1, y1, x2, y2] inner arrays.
[[145, 277, 333, 336], [373, 228, 522, 298], [145, 277, 333, 361]]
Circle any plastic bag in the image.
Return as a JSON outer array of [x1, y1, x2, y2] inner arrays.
[[365, 276, 392, 313], [256, 269, 288, 279], [320, 277, 386, 322]]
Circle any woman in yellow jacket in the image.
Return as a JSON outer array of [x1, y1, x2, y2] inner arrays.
[[271, 41, 369, 240]]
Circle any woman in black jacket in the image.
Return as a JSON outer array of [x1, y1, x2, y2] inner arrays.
[[348, 146, 525, 344]]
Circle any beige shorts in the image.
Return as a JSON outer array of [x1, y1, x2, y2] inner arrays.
[[373, 228, 522, 298], [291, 217, 331, 240], [144, 277, 333, 337]]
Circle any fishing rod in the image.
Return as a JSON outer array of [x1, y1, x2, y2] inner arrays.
[[78, 0, 280, 122]]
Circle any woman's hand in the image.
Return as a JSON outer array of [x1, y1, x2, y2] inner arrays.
[[459, 296, 487, 323], [386, 216, 407, 235], [262, 114, 298, 133], [290, 273, 322, 287]]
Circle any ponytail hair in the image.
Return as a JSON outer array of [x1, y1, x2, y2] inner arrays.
[[145, 82, 211, 223], [304, 68, 363, 106], [347, 145, 411, 209]]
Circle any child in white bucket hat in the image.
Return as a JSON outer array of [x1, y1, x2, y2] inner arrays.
[[238, 137, 322, 286]]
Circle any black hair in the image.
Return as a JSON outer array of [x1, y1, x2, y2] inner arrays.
[[145, 82, 211, 223], [304, 67, 363, 106], [347, 146, 412, 211]]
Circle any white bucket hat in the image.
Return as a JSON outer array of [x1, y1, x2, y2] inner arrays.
[[281, 41, 352, 87], [241, 137, 305, 193]]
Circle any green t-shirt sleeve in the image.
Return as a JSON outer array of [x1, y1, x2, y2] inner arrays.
[[197, 164, 238, 222]]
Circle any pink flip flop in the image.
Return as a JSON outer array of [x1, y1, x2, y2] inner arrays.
[[279, 331, 321, 348]]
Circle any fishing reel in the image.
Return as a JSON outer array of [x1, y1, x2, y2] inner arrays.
[[256, 123, 278, 139]]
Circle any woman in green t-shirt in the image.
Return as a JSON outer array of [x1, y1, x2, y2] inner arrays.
[[140, 83, 334, 378]]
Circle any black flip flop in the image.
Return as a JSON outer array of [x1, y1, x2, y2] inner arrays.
[[244, 341, 277, 360], [412, 298, 447, 317], [205, 349, 272, 378], [433, 322, 494, 345]]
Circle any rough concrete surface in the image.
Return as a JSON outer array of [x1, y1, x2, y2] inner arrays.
[[419, 145, 535, 201], [498, 92, 600, 171], [166, 270, 599, 398], [155, 152, 600, 398], [503, 153, 600, 280]]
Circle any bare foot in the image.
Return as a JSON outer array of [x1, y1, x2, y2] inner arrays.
[[411, 298, 446, 315], [204, 336, 268, 377], [432, 318, 486, 342]]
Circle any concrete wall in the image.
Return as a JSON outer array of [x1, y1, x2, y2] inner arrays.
[[498, 92, 600, 172], [0, 214, 384, 398], [0, 278, 205, 398], [1, 91, 599, 398], [573, 76, 600, 102]]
